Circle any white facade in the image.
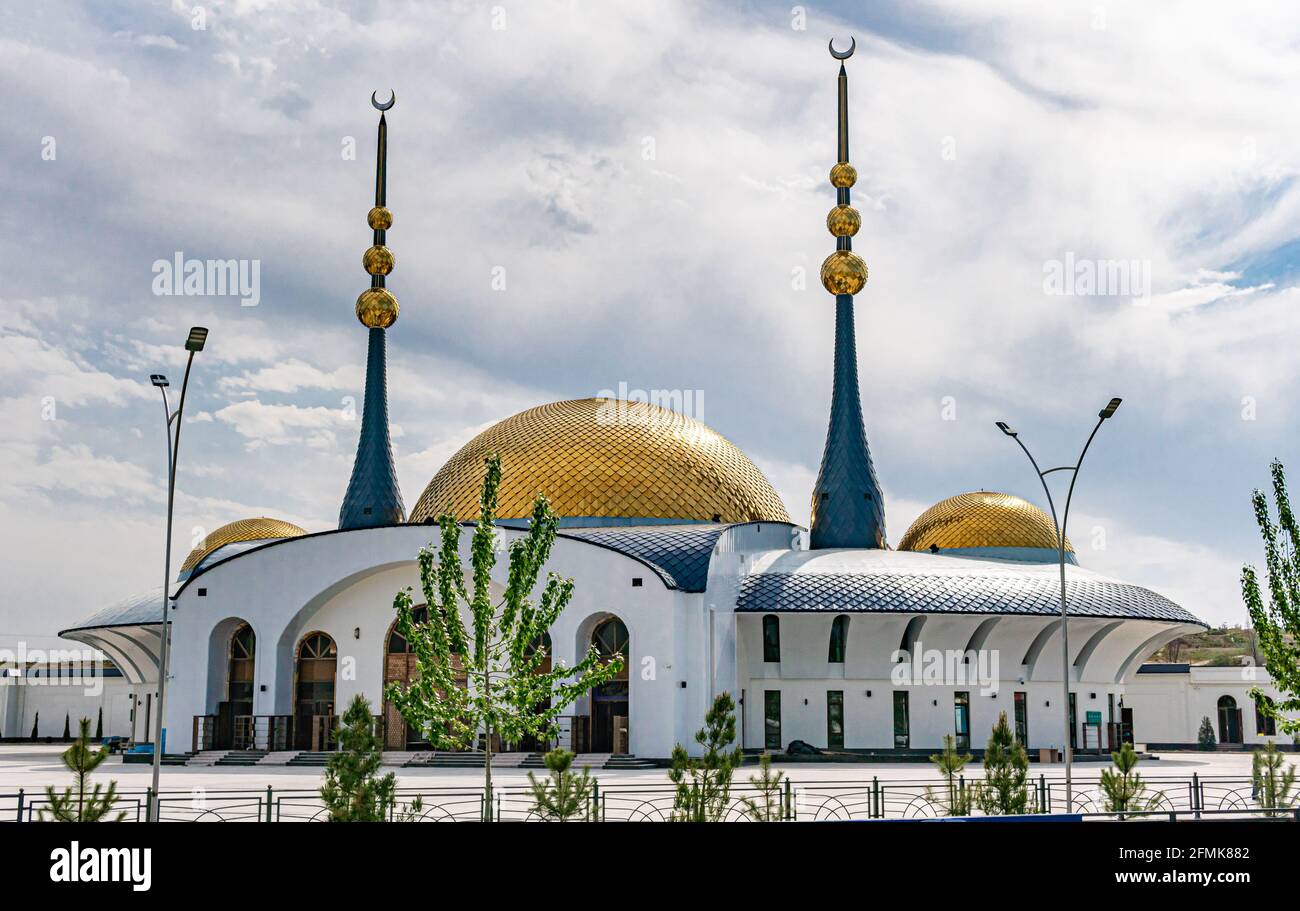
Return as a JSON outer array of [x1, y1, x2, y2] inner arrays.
[[54, 518, 1228, 759], [1123, 665, 1298, 747]]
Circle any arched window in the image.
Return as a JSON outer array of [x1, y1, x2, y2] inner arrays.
[[386, 605, 429, 653], [828, 615, 849, 663], [1255, 694, 1277, 737], [1217, 694, 1241, 744], [763, 615, 780, 663]]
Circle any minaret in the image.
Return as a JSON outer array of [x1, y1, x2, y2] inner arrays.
[[340, 92, 406, 529], [809, 39, 887, 550]]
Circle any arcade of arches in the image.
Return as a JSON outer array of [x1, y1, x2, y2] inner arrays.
[[210, 613, 631, 754]]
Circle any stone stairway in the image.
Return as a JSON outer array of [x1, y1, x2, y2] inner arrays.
[[216, 750, 267, 767], [286, 751, 333, 767], [601, 754, 657, 770], [187, 750, 231, 767], [258, 751, 299, 766]]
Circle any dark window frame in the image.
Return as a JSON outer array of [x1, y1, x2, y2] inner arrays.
[[827, 690, 844, 749], [954, 691, 971, 751], [828, 615, 849, 663], [762, 615, 781, 663]]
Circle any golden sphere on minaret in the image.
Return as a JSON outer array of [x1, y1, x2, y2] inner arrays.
[[356, 287, 399, 328], [826, 204, 861, 237], [829, 161, 857, 189], [367, 206, 393, 230], [820, 250, 868, 296], [363, 245, 394, 276]]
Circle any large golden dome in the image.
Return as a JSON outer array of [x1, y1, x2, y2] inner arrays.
[[898, 491, 1072, 557], [409, 398, 792, 525], [180, 517, 307, 572]]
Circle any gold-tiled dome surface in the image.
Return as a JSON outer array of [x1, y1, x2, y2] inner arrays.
[[409, 399, 792, 525], [180, 517, 308, 572], [897, 491, 1072, 554]]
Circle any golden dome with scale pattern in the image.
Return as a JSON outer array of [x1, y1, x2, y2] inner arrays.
[[180, 517, 308, 573], [897, 491, 1072, 557], [409, 398, 792, 525]]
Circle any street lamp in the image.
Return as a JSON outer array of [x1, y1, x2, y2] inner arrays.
[[995, 397, 1121, 811], [149, 327, 207, 821]]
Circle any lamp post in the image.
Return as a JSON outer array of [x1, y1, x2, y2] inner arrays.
[[995, 397, 1121, 811], [148, 326, 208, 821]]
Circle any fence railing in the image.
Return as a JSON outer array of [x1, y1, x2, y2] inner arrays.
[[4, 773, 1297, 822]]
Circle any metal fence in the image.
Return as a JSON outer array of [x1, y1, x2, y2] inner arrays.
[[3, 772, 1297, 822]]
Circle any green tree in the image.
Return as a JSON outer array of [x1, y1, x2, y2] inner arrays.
[[41, 718, 125, 822], [321, 694, 413, 821], [526, 748, 593, 821], [976, 711, 1030, 815], [30, 711, 38, 740], [1242, 460, 1300, 736], [739, 752, 785, 821], [1100, 742, 1156, 817], [668, 692, 743, 822], [1197, 716, 1217, 750], [387, 454, 624, 820], [1252, 740, 1297, 816], [95, 707, 103, 741], [927, 734, 973, 816], [62, 713, 71, 741]]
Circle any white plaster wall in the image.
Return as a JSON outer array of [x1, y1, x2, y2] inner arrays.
[[737, 612, 1184, 751], [1123, 666, 1298, 746], [163, 525, 691, 758], [0, 676, 140, 739]]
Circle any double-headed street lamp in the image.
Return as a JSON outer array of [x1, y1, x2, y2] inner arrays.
[[995, 397, 1121, 811], [148, 326, 208, 822]]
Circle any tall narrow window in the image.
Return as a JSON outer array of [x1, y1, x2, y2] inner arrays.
[[828, 615, 849, 663], [826, 690, 844, 749], [1068, 693, 1078, 750], [1255, 695, 1277, 737], [762, 615, 781, 663], [893, 691, 910, 749], [764, 690, 782, 750], [1014, 691, 1028, 745], [954, 691, 971, 751]]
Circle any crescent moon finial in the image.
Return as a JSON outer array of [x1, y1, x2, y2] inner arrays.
[[829, 37, 856, 60], [371, 90, 396, 112]]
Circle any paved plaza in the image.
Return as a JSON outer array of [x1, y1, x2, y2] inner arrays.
[[0, 744, 1262, 794]]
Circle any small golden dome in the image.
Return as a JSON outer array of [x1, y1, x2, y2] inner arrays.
[[180, 517, 307, 573], [367, 206, 393, 230], [830, 161, 857, 189], [356, 287, 399, 329], [363, 245, 394, 276], [820, 250, 868, 295], [408, 398, 792, 525], [826, 204, 861, 237], [898, 491, 1072, 556]]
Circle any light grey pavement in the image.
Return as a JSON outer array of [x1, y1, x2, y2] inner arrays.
[[0, 743, 1264, 794]]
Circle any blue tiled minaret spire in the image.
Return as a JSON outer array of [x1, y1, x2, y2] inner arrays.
[[810, 40, 887, 550], [340, 92, 406, 529]]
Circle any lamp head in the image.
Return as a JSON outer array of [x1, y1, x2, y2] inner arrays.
[[185, 326, 209, 353], [1099, 397, 1122, 419], [150, 374, 169, 388], [995, 421, 1017, 438]]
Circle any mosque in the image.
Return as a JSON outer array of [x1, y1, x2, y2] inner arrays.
[[49, 43, 1288, 763]]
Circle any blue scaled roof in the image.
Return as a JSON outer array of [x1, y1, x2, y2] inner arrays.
[[60, 588, 163, 633], [558, 523, 764, 592], [179, 537, 296, 580], [737, 571, 1201, 624]]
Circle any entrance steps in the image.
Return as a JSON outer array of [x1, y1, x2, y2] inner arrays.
[[187, 750, 230, 766], [216, 750, 267, 767], [258, 751, 299, 766], [286, 751, 333, 767], [601, 754, 657, 770]]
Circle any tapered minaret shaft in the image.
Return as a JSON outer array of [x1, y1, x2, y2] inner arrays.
[[810, 40, 887, 550]]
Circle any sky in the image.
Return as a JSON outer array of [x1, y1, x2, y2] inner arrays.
[[1, 0, 1297, 646]]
